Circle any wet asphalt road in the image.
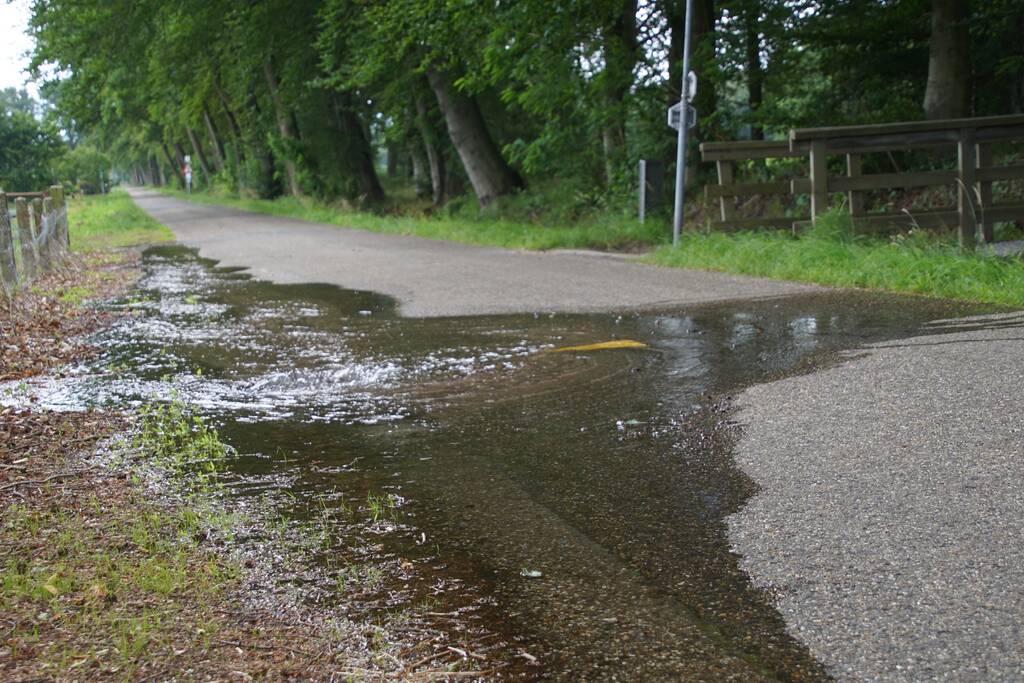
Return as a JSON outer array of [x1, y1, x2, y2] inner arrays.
[[125, 188, 816, 317], [126, 188, 1024, 681]]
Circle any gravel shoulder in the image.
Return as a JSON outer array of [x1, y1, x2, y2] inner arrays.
[[125, 188, 817, 317], [727, 312, 1024, 682]]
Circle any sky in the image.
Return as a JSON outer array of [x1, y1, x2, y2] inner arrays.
[[0, 0, 39, 97]]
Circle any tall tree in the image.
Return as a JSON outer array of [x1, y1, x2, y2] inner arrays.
[[923, 0, 971, 119], [426, 68, 523, 205]]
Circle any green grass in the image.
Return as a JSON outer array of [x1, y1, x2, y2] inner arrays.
[[69, 190, 173, 251], [648, 211, 1024, 307], [157, 186, 666, 251]]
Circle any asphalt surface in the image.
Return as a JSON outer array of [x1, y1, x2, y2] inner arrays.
[[727, 312, 1024, 682], [127, 188, 1024, 680], [126, 188, 815, 317]]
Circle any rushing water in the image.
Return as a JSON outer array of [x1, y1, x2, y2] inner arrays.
[[2, 245, 1003, 680]]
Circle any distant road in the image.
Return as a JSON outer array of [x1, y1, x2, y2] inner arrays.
[[126, 188, 815, 317]]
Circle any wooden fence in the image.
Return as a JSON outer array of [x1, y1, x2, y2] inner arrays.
[[701, 114, 1024, 247], [0, 186, 70, 298]]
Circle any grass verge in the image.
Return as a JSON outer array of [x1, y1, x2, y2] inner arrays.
[[69, 190, 173, 251], [157, 186, 665, 251], [648, 212, 1024, 307]]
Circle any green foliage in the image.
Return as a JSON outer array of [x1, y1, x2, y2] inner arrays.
[[56, 145, 111, 194], [130, 397, 234, 492], [0, 106, 64, 191], [27, 0, 1024, 220], [648, 210, 1024, 307]]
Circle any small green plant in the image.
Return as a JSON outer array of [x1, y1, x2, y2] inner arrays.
[[131, 396, 233, 492], [364, 492, 400, 523]]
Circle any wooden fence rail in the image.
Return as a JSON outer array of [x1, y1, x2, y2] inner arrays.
[[700, 140, 808, 231], [700, 114, 1024, 247], [0, 186, 70, 298]]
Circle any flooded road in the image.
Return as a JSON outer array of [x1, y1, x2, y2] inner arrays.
[[2, 245, 1000, 680]]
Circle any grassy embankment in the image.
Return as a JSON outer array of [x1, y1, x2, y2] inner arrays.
[[68, 189, 174, 251], [651, 213, 1024, 308], [159, 184, 1024, 308]]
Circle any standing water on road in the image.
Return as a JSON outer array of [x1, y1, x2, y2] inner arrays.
[[2, 245, 1000, 680]]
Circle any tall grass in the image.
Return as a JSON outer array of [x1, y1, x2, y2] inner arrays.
[[648, 210, 1024, 307], [69, 190, 173, 250]]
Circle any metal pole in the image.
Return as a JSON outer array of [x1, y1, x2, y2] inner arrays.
[[638, 160, 647, 223], [672, 0, 695, 246]]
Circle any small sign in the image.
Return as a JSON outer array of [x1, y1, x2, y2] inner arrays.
[[686, 71, 698, 103], [667, 104, 698, 131]]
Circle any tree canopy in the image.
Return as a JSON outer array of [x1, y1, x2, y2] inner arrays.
[[24, 0, 1022, 207]]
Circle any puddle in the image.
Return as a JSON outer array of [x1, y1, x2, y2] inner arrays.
[[2, 244, 1008, 680]]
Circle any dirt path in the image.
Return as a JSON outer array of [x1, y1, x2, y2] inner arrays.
[[126, 188, 816, 317]]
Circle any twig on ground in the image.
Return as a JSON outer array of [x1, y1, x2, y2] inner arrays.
[[0, 470, 84, 492]]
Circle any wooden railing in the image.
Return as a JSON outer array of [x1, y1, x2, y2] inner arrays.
[[701, 114, 1024, 247], [700, 140, 808, 231]]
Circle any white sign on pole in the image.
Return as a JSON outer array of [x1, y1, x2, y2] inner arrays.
[[685, 71, 698, 103], [667, 104, 698, 131]]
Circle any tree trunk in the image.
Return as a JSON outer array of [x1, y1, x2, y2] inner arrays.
[[743, 3, 764, 140], [426, 67, 523, 206], [213, 81, 246, 163], [414, 92, 447, 204], [601, 0, 639, 186], [202, 105, 226, 173], [410, 145, 431, 199], [263, 59, 303, 197], [386, 142, 399, 178], [161, 144, 183, 186], [923, 0, 971, 120], [186, 127, 213, 182], [331, 95, 386, 204]]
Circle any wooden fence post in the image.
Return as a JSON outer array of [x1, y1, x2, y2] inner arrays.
[[0, 192, 18, 295], [31, 197, 53, 266], [957, 128, 977, 249], [49, 185, 69, 248], [15, 198, 36, 280], [975, 142, 993, 243], [42, 196, 57, 263], [809, 139, 829, 224], [715, 160, 736, 222], [845, 153, 864, 218]]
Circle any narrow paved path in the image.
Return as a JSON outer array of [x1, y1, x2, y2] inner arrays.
[[728, 312, 1024, 682], [127, 188, 815, 317]]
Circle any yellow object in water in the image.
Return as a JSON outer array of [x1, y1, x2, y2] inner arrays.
[[549, 339, 648, 353]]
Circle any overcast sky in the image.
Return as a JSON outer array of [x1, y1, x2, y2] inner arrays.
[[1, 0, 38, 97]]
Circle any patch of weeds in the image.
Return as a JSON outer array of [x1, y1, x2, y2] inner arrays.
[[365, 491, 401, 523], [334, 563, 386, 594], [129, 395, 234, 492]]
